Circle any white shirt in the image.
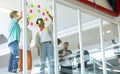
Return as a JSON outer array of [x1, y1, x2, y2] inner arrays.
[[19, 29, 32, 50], [39, 28, 52, 43]]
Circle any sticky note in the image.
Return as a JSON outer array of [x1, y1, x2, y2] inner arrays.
[[31, 4, 34, 8], [36, 24, 39, 28], [44, 28, 47, 31], [30, 9, 33, 13], [28, 14, 36, 20], [42, 12, 45, 16], [30, 22, 33, 26], [38, 4, 40, 8], [44, 8, 47, 12], [38, 9, 41, 13], [45, 18, 48, 21], [42, 20, 45, 23], [46, 14, 49, 17], [27, 17, 30, 20]]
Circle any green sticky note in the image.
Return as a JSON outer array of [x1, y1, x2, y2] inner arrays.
[[43, 20, 45, 23], [31, 4, 34, 8], [27, 17, 30, 20], [38, 9, 41, 13]]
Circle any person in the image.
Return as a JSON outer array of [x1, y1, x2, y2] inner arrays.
[[18, 20, 32, 74], [76, 43, 90, 68], [58, 42, 73, 74], [111, 39, 120, 64], [8, 11, 22, 73], [35, 11, 54, 74], [107, 0, 117, 12]]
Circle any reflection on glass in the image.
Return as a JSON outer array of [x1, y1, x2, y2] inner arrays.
[[103, 21, 120, 74], [81, 12, 103, 74]]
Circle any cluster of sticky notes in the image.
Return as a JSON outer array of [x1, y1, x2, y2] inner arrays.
[[27, 2, 50, 27], [27, 14, 36, 20]]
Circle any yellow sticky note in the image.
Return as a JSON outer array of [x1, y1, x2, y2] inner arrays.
[[44, 28, 47, 31], [29, 14, 36, 20], [44, 8, 47, 12], [36, 24, 39, 28], [46, 14, 49, 17]]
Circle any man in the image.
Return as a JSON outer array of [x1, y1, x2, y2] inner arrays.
[[58, 42, 72, 74], [8, 11, 22, 73], [35, 11, 54, 74]]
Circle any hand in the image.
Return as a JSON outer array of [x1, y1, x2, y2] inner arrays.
[[63, 50, 66, 55]]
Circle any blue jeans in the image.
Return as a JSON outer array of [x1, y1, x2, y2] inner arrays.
[[8, 40, 19, 72], [40, 42, 54, 74]]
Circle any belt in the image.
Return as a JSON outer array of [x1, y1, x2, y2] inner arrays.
[[41, 41, 51, 44]]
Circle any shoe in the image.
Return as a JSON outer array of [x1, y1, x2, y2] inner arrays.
[[12, 70, 17, 73]]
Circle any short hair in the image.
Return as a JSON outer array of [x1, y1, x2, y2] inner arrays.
[[10, 11, 18, 19], [64, 42, 69, 45], [36, 18, 44, 24], [57, 38, 61, 45]]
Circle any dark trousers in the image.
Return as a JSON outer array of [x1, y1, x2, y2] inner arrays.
[[61, 66, 72, 74], [107, 0, 116, 11], [77, 62, 88, 68]]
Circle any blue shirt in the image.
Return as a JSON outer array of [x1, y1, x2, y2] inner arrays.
[[8, 18, 20, 44]]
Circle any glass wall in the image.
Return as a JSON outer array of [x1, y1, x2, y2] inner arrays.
[[56, 3, 78, 74], [0, 1, 120, 74], [102, 21, 120, 74], [80, 12, 103, 74]]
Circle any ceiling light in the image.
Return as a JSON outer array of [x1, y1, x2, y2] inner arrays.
[[58, 44, 62, 47], [106, 31, 111, 33], [0, 6, 12, 13]]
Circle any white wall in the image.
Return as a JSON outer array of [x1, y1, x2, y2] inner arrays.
[[0, 11, 10, 38]]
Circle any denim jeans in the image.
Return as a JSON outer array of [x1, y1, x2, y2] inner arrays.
[[8, 40, 19, 72], [40, 42, 54, 74]]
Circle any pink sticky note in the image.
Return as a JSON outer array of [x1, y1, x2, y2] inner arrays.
[[42, 12, 45, 16], [30, 9, 33, 13], [38, 4, 40, 8], [30, 22, 33, 26], [45, 18, 48, 21]]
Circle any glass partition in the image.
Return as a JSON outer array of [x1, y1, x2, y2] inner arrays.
[[102, 21, 120, 74], [80, 12, 103, 74], [56, 3, 78, 74]]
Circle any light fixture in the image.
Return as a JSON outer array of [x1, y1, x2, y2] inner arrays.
[[106, 30, 111, 33], [0, 6, 12, 13]]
